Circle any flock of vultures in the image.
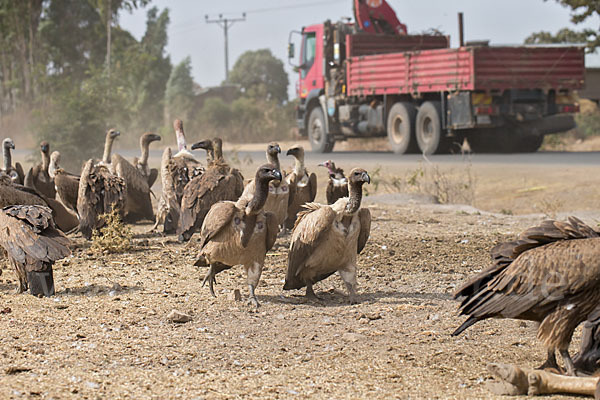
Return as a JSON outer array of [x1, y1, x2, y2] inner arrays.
[[2, 119, 600, 395]]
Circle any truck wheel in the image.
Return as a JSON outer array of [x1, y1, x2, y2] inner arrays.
[[387, 102, 417, 154], [515, 135, 544, 153], [308, 107, 334, 153], [416, 101, 446, 155]]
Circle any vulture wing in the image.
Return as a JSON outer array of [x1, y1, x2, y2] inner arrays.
[[286, 172, 297, 207], [147, 168, 158, 188], [112, 154, 152, 221], [265, 211, 278, 251], [14, 162, 24, 184], [357, 208, 371, 254], [198, 201, 237, 250], [286, 203, 336, 289], [308, 172, 317, 202], [231, 168, 244, 198]]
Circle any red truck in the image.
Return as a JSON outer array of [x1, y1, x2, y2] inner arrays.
[[288, 0, 585, 154]]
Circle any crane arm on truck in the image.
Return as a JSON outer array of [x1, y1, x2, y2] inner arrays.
[[353, 0, 407, 35]]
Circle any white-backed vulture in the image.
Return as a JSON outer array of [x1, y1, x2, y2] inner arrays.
[[177, 138, 244, 242], [0, 173, 78, 233], [284, 168, 371, 304], [77, 129, 126, 240], [49, 151, 80, 215], [2, 138, 24, 184], [25, 141, 56, 199], [318, 160, 348, 205], [194, 164, 281, 307], [100, 129, 120, 165], [452, 217, 600, 376], [239, 142, 289, 230], [153, 119, 203, 233], [0, 205, 71, 296], [111, 133, 161, 222], [131, 132, 161, 188], [285, 145, 317, 230]]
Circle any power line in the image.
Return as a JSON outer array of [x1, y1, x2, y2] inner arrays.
[[205, 13, 247, 83]]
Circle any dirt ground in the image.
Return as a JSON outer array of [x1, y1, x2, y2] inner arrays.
[[1, 158, 600, 399]]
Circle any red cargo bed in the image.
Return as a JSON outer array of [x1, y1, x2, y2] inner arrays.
[[346, 45, 585, 96]]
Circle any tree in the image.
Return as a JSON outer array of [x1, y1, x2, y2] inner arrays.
[[165, 56, 195, 124], [228, 49, 289, 105]]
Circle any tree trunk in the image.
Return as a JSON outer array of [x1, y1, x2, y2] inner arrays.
[[106, 0, 112, 77]]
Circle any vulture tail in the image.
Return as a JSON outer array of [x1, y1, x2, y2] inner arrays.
[[452, 316, 481, 336]]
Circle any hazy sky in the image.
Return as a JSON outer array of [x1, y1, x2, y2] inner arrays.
[[120, 0, 600, 98]]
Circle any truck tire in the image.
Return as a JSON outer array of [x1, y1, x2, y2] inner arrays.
[[515, 134, 544, 153], [387, 102, 418, 154], [308, 107, 334, 153], [416, 101, 446, 155]]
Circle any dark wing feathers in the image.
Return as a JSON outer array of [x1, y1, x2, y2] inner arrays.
[[198, 201, 237, 250], [308, 172, 317, 202], [357, 208, 371, 254], [148, 168, 158, 188], [265, 211, 278, 251]]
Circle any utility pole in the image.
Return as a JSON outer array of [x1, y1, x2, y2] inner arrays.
[[205, 13, 246, 83]]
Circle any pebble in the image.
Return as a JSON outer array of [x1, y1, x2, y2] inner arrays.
[[167, 310, 192, 323]]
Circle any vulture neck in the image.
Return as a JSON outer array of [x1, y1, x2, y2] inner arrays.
[[293, 155, 305, 176], [176, 130, 187, 152], [345, 181, 363, 214], [102, 136, 115, 164], [139, 141, 150, 168], [41, 150, 50, 172], [213, 144, 223, 163], [48, 158, 57, 179], [266, 152, 280, 170], [3, 146, 11, 171], [246, 178, 270, 215]]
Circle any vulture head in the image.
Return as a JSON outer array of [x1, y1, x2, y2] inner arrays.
[[349, 168, 370, 186], [49, 151, 61, 179], [40, 141, 50, 155], [318, 159, 335, 174], [140, 132, 161, 147], [191, 139, 213, 152], [173, 119, 184, 133], [247, 163, 283, 214], [107, 129, 120, 140], [256, 163, 282, 184], [286, 144, 305, 159], [3, 138, 15, 151], [267, 142, 281, 158]]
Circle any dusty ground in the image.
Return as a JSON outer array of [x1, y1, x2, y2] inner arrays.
[[2, 153, 600, 399]]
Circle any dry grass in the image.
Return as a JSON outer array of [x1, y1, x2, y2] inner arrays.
[[90, 209, 133, 254]]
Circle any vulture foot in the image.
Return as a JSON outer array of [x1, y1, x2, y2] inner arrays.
[[247, 284, 260, 308], [202, 265, 218, 297], [538, 349, 560, 372], [559, 348, 577, 376], [305, 284, 322, 301]]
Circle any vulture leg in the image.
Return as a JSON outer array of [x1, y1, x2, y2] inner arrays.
[[538, 349, 560, 372], [339, 266, 359, 305], [305, 284, 321, 301], [246, 262, 263, 308], [13, 261, 27, 294], [202, 264, 218, 298], [560, 348, 577, 376], [247, 284, 259, 308]]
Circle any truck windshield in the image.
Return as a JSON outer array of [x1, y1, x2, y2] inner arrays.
[[301, 32, 316, 79]]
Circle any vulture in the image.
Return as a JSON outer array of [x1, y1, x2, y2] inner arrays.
[[77, 129, 126, 240], [153, 119, 203, 233], [452, 216, 600, 376], [111, 132, 161, 222], [24, 141, 56, 199], [49, 151, 80, 215], [177, 138, 244, 242], [284, 168, 371, 304], [239, 142, 289, 231], [194, 164, 281, 307], [0, 205, 71, 296], [2, 138, 24, 184], [0, 172, 78, 233], [318, 160, 348, 205], [131, 132, 161, 188], [285, 145, 317, 230]]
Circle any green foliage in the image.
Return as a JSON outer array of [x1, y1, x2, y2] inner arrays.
[[228, 49, 289, 105], [575, 111, 600, 137]]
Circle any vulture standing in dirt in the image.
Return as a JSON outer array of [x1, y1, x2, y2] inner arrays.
[[452, 217, 600, 376], [319, 160, 348, 205], [284, 168, 371, 304], [111, 132, 161, 222], [77, 129, 126, 240], [194, 164, 281, 307], [285, 145, 317, 230], [0, 205, 71, 296], [25, 141, 56, 199], [2, 138, 24, 184], [177, 138, 244, 242], [153, 119, 203, 233], [49, 151, 80, 215], [239, 142, 289, 231]]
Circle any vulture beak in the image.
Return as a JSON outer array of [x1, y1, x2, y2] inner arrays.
[[271, 169, 283, 182], [9, 142, 15, 150], [150, 134, 162, 142], [275, 145, 281, 154], [41, 144, 49, 152], [318, 161, 326, 167], [191, 140, 211, 150], [362, 172, 371, 184], [286, 148, 294, 156], [111, 131, 121, 139]]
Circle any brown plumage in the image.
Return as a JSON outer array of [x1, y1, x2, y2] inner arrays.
[[77, 130, 126, 240], [285, 145, 317, 230], [239, 142, 289, 230], [111, 133, 161, 222], [153, 119, 203, 233], [453, 216, 600, 376], [131, 132, 161, 188], [177, 138, 244, 242], [2, 138, 24, 185], [194, 164, 281, 307], [0, 205, 71, 295], [49, 151, 80, 215], [25, 141, 56, 199], [319, 160, 348, 205], [284, 168, 371, 303]]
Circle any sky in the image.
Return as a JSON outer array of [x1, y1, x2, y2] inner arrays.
[[120, 0, 600, 99]]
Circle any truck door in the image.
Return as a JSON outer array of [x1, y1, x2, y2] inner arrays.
[[299, 25, 324, 99]]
